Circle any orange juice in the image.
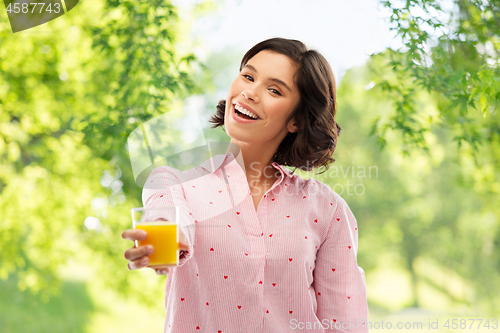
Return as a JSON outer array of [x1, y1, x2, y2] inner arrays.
[[135, 221, 178, 267]]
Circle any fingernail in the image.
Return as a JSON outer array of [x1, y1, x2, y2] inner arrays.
[[141, 257, 149, 266], [147, 245, 154, 254]]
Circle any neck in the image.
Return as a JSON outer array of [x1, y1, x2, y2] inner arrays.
[[225, 140, 279, 189]]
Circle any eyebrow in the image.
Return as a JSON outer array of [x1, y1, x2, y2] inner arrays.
[[243, 64, 292, 92]]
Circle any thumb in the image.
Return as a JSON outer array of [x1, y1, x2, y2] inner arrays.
[[179, 241, 190, 251], [179, 232, 189, 250]]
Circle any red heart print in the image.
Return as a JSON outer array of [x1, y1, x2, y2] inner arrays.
[[315, 246, 317, 248], [219, 331, 222, 333], [160, 195, 163, 198], [305, 236, 307, 239], [347, 296, 351, 299], [318, 292, 321, 295], [261, 232, 264, 236], [303, 196, 306, 199], [284, 184, 288, 186], [269, 234, 273, 237], [272, 283, 276, 287], [332, 268, 336, 272], [206, 302, 209, 305], [259, 281, 263, 284], [181, 298, 185, 301], [362, 272, 365, 275], [348, 246, 351, 249], [227, 175, 230, 177], [289, 258, 293, 262], [224, 276, 228, 279], [196, 326, 200, 329], [310, 267, 312, 269], [266, 310, 269, 313], [197, 273, 199, 276], [237, 305, 241, 309], [264, 195, 266, 198], [210, 248, 214, 251], [289, 311, 293, 314], [308, 287, 310, 290], [333, 319, 336, 322], [210, 202, 213, 204], [314, 219, 317, 223], [236, 212, 240, 215], [192, 186, 196, 188], [218, 190, 222, 193], [195, 220, 199, 223], [336, 218, 340, 221], [245, 253, 248, 256], [286, 215, 290, 218], [271, 198, 275, 201], [228, 225, 231, 227], [189, 212, 192, 215], [355, 227, 357, 230], [330, 202, 333, 205]]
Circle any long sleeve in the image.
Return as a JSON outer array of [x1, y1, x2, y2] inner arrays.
[[313, 197, 369, 332], [142, 166, 196, 266]]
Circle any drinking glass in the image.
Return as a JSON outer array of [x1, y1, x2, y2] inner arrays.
[[131, 206, 180, 267]]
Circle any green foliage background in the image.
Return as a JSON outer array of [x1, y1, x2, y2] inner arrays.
[[0, 0, 499, 331]]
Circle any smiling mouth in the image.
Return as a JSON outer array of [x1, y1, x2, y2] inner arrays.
[[235, 109, 258, 120], [233, 104, 260, 120]]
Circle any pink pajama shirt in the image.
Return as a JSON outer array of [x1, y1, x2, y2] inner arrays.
[[142, 152, 369, 332]]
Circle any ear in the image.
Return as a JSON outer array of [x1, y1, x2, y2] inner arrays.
[[287, 117, 299, 133]]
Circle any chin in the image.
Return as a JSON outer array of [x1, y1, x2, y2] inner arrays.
[[225, 130, 249, 144]]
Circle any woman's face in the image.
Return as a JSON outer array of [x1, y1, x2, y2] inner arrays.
[[225, 50, 301, 149]]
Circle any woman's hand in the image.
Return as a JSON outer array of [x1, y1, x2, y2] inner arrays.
[[122, 229, 189, 275]]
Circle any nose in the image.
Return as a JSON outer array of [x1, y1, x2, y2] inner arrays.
[[241, 89, 259, 103]]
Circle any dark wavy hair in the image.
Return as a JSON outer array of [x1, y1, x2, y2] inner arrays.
[[208, 37, 342, 175]]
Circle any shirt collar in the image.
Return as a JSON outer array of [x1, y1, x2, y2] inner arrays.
[[271, 161, 296, 179], [199, 152, 295, 179], [198, 152, 234, 173]]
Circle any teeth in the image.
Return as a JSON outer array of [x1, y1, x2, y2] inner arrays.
[[235, 104, 259, 119]]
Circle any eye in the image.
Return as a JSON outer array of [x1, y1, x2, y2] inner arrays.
[[269, 88, 282, 96], [241, 74, 282, 96]]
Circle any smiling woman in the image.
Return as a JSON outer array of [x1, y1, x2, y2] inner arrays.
[[209, 38, 342, 176], [122, 37, 368, 333]]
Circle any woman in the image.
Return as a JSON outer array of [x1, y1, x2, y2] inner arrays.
[[122, 37, 369, 332]]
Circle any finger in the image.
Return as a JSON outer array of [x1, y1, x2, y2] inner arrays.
[[155, 267, 170, 275], [122, 229, 147, 241], [124, 245, 154, 261], [179, 232, 187, 243], [128, 256, 150, 270], [179, 241, 189, 251]]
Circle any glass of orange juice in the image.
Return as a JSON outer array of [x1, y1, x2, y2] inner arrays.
[[131, 206, 180, 268]]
